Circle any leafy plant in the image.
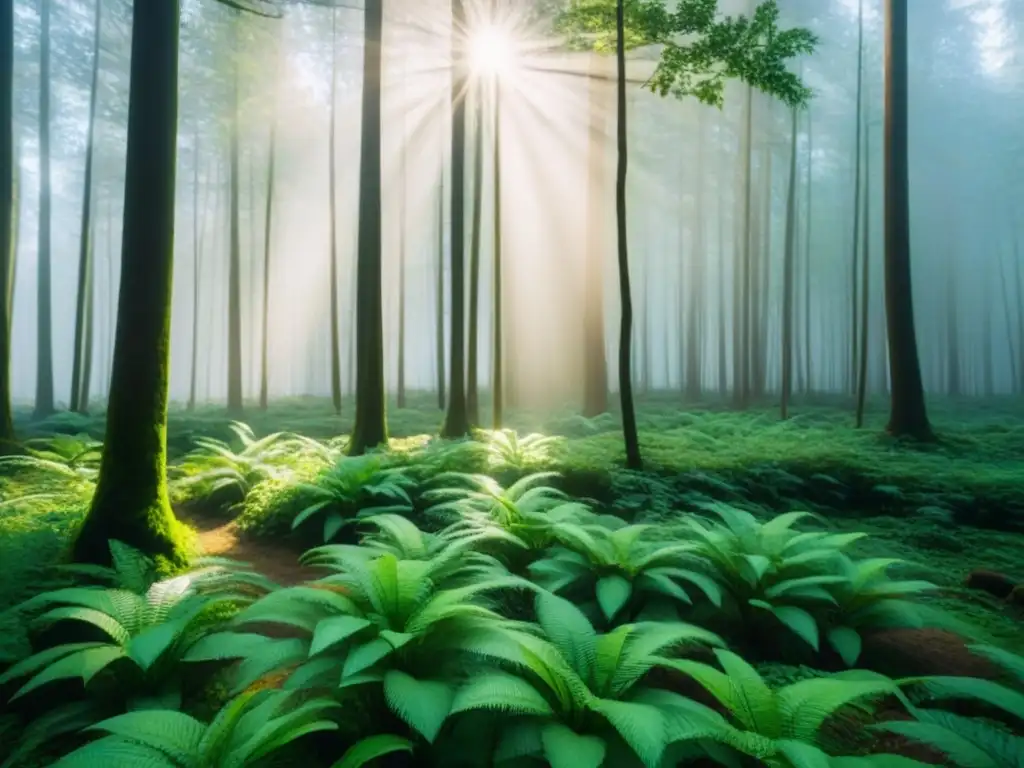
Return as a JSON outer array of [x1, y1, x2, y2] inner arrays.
[[48, 689, 345, 768], [448, 590, 726, 767], [528, 522, 724, 626], [291, 455, 416, 543], [479, 428, 564, 472]]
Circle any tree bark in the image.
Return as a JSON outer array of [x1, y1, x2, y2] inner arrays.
[[328, 9, 342, 415], [72, 0, 187, 566], [466, 93, 483, 426], [0, 0, 14, 450], [34, 0, 54, 418]]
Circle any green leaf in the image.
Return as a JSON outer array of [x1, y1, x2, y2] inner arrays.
[[383, 670, 455, 743], [87, 710, 205, 765], [450, 672, 555, 717], [596, 575, 633, 622], [310, 616, 373, 656], [540, 723, 606, 768], [12, 645, 128, 700], [827, 627, 862, 667], [329, 734, 415, 768], [50, 735, 177, 768], [342, 638, 394, 679]]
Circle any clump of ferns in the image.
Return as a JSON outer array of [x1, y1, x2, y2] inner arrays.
[[172, 421, 334, 511], [290, 454, 417, 544], [440, 589, 732, 768], [871, 645, 1024, 768], [476, 428, 566, 473], [188, 546, 535, 748], [0, 434, 102, 505], [527, 519, 724, 629]]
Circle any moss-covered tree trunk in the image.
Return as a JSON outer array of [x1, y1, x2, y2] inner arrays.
[[882, 0, 933, 440], [582, 54, 608, 418], [614, 0, 640, 470], [70, 0, 102, 415], [34, 0, 54, 419], [0, 0, 14, 452], [466, 97, 483, 427], [440, 0, 470, 439], [72, 0, 187, 567], [226, 37, 243, 416], [328, 9, 342, 416], [348, 0, 387, 454]]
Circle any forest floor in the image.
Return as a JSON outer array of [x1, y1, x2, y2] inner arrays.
[[2, 392, 1023, 659]]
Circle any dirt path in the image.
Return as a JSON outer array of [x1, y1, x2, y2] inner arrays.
[[179, 511, 315, 587]]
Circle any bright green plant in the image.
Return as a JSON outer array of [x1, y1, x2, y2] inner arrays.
[[448, 590, 726, 767], [190, 549, 531, 743], [47, 689, 345, 768], [528, 522, 723, 626], [480, 428, 565, 472], [355, 512, 526, 565], [291, 454, 416, 543], [664, 649, 910, 767]]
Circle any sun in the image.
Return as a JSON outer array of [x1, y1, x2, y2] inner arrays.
[[468, 24, 516, 76]]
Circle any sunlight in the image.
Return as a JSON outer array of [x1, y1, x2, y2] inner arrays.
[[469, 24, 517, 76]]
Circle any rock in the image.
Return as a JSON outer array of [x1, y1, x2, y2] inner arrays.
[[965, 569, 1017, 600]]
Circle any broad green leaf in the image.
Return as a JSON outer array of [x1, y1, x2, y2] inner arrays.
[[596, 575, 633, 622], [329, 734, 415, 768], [383, 670, 455, 743], [540, 723, 606, 768]]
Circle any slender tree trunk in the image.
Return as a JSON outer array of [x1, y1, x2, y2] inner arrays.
[[34, 0, 54, 417], [717, 143, 728, 398], [436, 174, 446, 409], [328, 9, 342, 415], [70, 0, 102, 414], [855, 118, 871, 426], [466, 93, 483, 426], [614, 0, 640, 469], [1013, 243, 1024, 391], [226, 31, 243, 416], [982, 283, 993, 397], [0, 0, 13, 449], [685, 110, 705, 401], [781, 107, 798, 420], [945, 250, 960, 397], [72, 0, 186, 566], [804, 105, 813, 393], [396, 70, 407, 410], [188, 147, 209, 411], [849, 0, 864, 398], [349, 0, 387, 453], [259, 71, 277, 410], [882, 0, 933, 439], [492, 79, 504, 429], [998, 248, 1018, 393], [582, 53, 608, 417], [441, 0, 470, 438], [735, 85, 753, 408]]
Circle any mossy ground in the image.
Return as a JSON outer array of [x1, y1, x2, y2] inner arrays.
[[3, 392, 1023, 654]]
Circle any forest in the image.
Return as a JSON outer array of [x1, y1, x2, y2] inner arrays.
[[0, 0, 1022, 765]]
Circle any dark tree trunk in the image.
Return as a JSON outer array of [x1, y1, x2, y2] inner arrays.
[[70, 0, 102, 415], [882, 0, 933, 439], [850, 0, 864, 398], [582, 54, 608, 417], [781, 106, 798, 420], [0, 0, 13, 450], [855, 115, 872, 427], [72, 0, 187, 566], [348, 0, 387, 454], [259, 72, 277, 410], [614, 0, 640, 469], [441, 0, 470, 439], [466, 95, 483, 426], [328, 9, 342, 415], [226, 36, 243, 416], [34, 0, 54, 418]]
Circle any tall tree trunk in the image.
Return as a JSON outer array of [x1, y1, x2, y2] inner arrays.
[[945, 250, 960, 397], [717, 143, 728, 398], [855, 116, 871, 426], [0, 0, 13, 449], [850, 0, 864, 398], [259, 71, 277, 410], [882, 0, 933, 439], [685, 110, 705, 401], [72, 0, 186, 566], [436, 174, 446, 409], [441, 0, 470, 439], [491, 79, 504, 429], [466, 93, 483, 426], [735, 85, 753, 408], [188, 146, 208, 411], [34, 0, 54, 418], [982, 279, 993, 397], [226, 32, 243, 416], [614, 0, 640, 469], [998, 248, 1018, 393], [70, 0, 102, 414], [80, 239, 95, 410], [781, 106, 798, 420], [804, 105, 813, 393], [396, 74, 407, 410], [348, 0, 387, 453], [328, 9, 342, 415], [582, 53, 608, 417]]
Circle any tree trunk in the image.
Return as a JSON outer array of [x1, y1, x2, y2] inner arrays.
[[226, 32, 243, 416], [685, 110, 705, 401], [436, 174, 446, 409], [441, 0, 470, 439], [0, 0, 13, 450], [855, 115, 871, 426], [348, 0, 387, 453], [850, 0, 864, 398], [882, 0, 933, 439], [804, 105, 813, 393], [188, 148, 210, 411], [781, 106, 798, 420], [582, 53, 608, 417], [72, 0, 187, 566], [735, 85, 753, 408], [34, 0, 54, 418], [945, 250, 960, 397], [491, 79, 504, 429], [614, 0, 640, 469], [466, 93, 483, 426], [259, 84, 277, 410], [998, 248, 1018, 393], [70, 0, 102, 414], [328, 9, 342, 415], [396, 77, 407, 410]]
